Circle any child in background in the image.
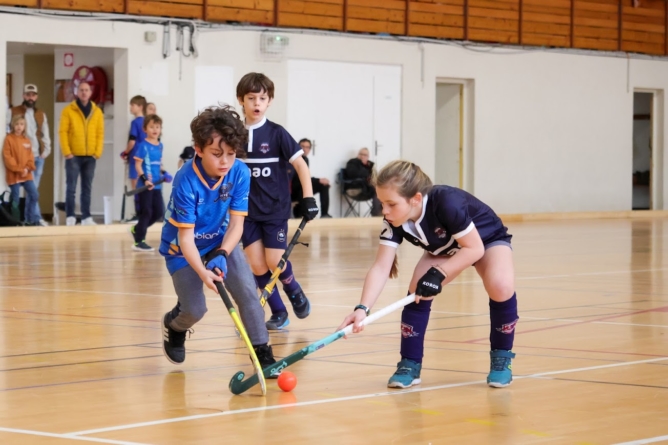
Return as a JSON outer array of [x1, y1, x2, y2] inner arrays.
[[121, 95, 147, 223], [2, 115, 40, 225], [236, 72, 319, 330], [131, 114, 169, 251]]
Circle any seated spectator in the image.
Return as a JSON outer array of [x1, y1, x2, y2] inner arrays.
[[344, 147, 382, 216], [290, 138, 332, 218], [2, 115, 40, 225], [178, 145, 195, 170]]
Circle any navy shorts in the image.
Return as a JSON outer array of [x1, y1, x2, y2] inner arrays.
[[242, 219, 289, 250]]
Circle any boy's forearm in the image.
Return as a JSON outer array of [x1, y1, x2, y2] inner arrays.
[[294, 161, 314, 197], [180, 230, 208, 277], [125, 140, 135, 154], [219, 214, 244, 254]]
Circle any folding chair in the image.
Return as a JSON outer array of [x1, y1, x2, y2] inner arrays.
[[337, 168, 373, 217]]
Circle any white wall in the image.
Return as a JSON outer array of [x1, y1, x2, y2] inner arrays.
[[6, 54, 23, 108], [2, 12, 668, 215], [435, 83, 460, 187]]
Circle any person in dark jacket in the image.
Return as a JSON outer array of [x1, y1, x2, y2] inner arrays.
[[344, 147, 381, 216]]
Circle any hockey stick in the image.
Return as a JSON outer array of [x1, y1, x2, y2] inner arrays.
[[229, 293, 416, 395], [259, 216, 309, 307], [124, 178, 166, 196], [214, 278, 267, 396], [121, 162, 128, 221]]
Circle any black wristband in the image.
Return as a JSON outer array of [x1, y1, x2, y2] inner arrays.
[[354, 304, 370, 316], [139, 174, 148, 182]]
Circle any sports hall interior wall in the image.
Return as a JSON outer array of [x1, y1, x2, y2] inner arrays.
[[1, 11, 668, 216]]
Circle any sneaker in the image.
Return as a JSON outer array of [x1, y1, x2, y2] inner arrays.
[[321, 214, 333, 219], [487, 350, 516, 388], [133, 241, 154, 252], [253, 344, 279, 379], [387, 358, 422, 389], [81, 217, 97, 226], [287, 289, 311, 319], [265, 311, 290, 330], [123, 215, 138, 224], [66, 216, 76, 226], [38, 219, 49, 227], [162, 312, 188, 364]]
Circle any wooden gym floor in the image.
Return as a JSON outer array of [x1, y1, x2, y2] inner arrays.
[[0, 217, 667, 444]]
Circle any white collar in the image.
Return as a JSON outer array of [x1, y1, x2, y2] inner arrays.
[[401, 195, 429, 244], [246, 116, 267, 130]]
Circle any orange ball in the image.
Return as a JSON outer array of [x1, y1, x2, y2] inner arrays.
[[277, 371, 297, 392]]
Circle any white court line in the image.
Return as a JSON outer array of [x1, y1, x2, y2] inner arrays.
[[0, 426, 148, 445], [66, 356, 668, 437], [612, 435, 668, 445]]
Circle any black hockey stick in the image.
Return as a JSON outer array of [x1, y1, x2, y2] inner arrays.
[[124, 177, 166, 196]]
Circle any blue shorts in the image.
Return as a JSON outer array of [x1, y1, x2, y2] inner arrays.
[[242, 219, 288, 250], [128, 162, 138, 180]]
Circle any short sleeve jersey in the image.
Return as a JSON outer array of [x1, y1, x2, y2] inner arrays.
[[242, 117, 303, 221], [128, 116, 146, 154], [159, 157, 250, 274], [379, 185, 510, 257], [134, 140, 164, 190]]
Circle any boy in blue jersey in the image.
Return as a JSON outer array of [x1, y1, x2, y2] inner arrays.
[[160, 105, 276, 368], [338, 161, 519, 389], [132, 114, 168, 251], [121, 95, 147, 223], [236, 73, 319, 330]]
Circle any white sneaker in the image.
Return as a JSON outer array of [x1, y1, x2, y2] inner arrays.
[[38, 219, 49, 227], [66, 216, 76, 226], [81, 217, 97, 226]]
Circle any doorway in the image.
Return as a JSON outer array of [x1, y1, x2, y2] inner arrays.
[[632, 92, 652, 210], [6, 42, 117, 223], [435, 83, 462, 188]]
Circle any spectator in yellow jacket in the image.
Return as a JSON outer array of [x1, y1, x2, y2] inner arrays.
[[59, 81, 104, 226]]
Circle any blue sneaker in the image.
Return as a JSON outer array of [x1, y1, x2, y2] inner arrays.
[[265, 311, 290, 330], [287, 289, 311, 319], [387, 358, 422, 388], [487, 350, 516, 388]]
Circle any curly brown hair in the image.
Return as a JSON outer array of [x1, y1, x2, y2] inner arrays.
[[143, 114, 163, 130], [190, 105, 248, 158]]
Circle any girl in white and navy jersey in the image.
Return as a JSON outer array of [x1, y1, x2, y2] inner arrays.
[[338, 160, 518, 388]]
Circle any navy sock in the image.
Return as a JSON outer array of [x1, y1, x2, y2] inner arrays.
[[489, 293, 518, 351], [255, 272, 286, 314], [400, 299, 433, 363], [279, 261, 301, 296]]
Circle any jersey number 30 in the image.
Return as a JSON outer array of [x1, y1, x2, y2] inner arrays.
[[251, 167, 271, 178]]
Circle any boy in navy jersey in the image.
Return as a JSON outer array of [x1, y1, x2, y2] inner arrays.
[[160, 105, 276, 368], [236, 73, 319, 330], [132, 114, 167, 252], [338, 161, 519, 389], [122, 95, 147, 222]]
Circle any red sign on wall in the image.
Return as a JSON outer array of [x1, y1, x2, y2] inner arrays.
[[64, 53, 74, 67]]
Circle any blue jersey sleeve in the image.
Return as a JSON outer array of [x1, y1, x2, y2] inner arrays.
[[168, 177, 197, 228], [133, 141, 147, 163], [129, 118, 140, 140], [379, 219, 403, 248], [434, 189, 475, 239], [278, 126, 303, 163], [229, 163, 250, 216]]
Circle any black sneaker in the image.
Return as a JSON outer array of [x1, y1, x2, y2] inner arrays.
[[253, 344, 279, 379], [133, 241, 154, 252], [265, 311, 290, 330], [288, 289, 311, 319], [162, 312, 187, 364]]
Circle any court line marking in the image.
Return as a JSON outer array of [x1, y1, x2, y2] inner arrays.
[[0, 426, 148, 445], [2, 266, 667, 301], [65, 356, 668, 437], [612, 435, 668, 445]]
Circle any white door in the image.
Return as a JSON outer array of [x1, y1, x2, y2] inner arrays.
[[287, 60, 401, 217]]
